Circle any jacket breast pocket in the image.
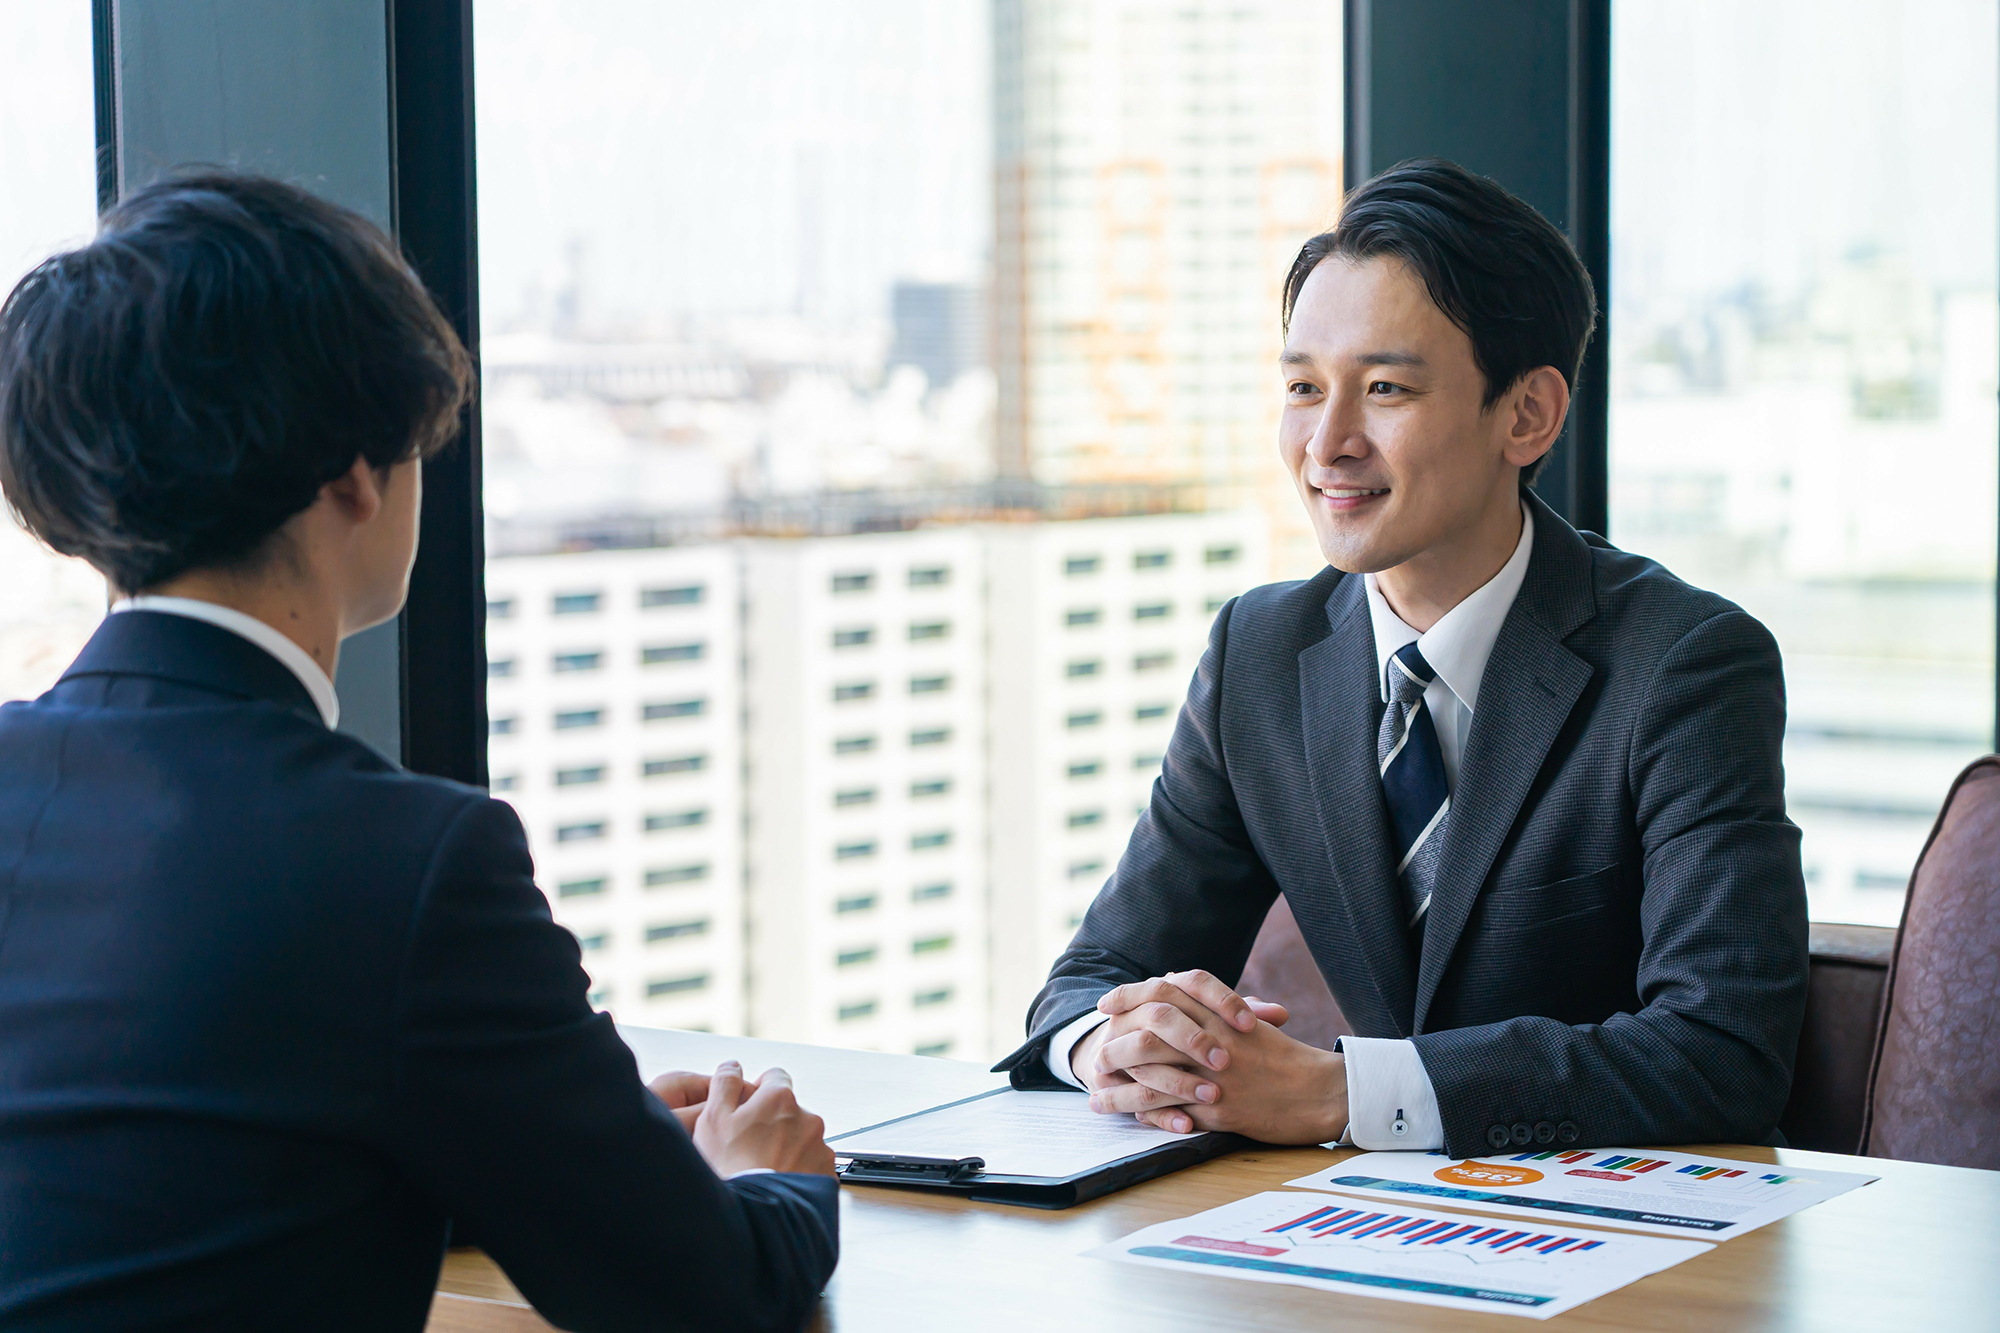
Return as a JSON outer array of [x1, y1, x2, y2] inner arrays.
[[1476, 860, 1628, 932]]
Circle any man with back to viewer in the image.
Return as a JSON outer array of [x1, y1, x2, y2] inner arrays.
[[996, 158, 1810, 1156], [0, 171, 837, 1331]]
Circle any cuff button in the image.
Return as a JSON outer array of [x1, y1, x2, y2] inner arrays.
[[1557, 1120, 1580, 1144], [1509, 1122, 1533, 1146], [1487, 1124, 1511, 1150], [1533, 1121, 1556, 1145]]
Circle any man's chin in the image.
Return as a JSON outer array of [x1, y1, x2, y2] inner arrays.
[[1311, 523, 1399, 577]]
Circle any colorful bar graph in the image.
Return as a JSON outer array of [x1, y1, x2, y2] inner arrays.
[[1675, 1163, 1751, 1180], [1267, 1204, 1605, 1261], [1512, 1149, 1594, 1164], [1130, 1247, 1556, 1308]]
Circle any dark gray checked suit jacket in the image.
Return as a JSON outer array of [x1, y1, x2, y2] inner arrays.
[[995, 491, 1809, 1157]]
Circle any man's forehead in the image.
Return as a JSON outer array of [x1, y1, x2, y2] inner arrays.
[[1282, 255, 1459, 363]]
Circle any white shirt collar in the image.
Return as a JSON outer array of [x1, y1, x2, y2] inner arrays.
[[1364, 501, 1536, 713], [112, 595, 341, 728]]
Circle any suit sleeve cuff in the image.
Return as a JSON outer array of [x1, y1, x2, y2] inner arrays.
[[1045, 1010, 1111, 1089], [1342, 1036, 1444, 1150]]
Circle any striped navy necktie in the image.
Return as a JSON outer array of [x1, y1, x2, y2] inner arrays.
[[1379, 640, 1450, 929]]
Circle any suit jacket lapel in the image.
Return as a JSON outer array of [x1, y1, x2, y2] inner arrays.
[[1297, 573, 1417, 1034], [1413, 495, 1599, 1032]]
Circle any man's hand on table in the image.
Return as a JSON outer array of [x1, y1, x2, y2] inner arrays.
[[648, 1061, 838, 1178], [1070, 970, 1348, 1145]]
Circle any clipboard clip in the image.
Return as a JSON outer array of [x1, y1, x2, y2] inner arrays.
[[839, 1153, 986, 1183]]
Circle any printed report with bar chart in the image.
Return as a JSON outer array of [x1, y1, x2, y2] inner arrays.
[[1286, 1148, 1878, 1240], [1087, 1190, 1711, 1320]]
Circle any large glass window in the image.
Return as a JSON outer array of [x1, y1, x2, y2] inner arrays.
[[474, 0, 1342, 1055], [0, 4, 106, 702], [1610, 0, 1998, 925]]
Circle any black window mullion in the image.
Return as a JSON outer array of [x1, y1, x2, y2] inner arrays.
[[390, 0, 486, 785]]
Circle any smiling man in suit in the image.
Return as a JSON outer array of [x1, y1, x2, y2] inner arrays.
[[995, 158, 1809, 1157]]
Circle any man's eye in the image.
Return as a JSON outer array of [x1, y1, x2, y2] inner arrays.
[[1288, 381, 1319, 396], [1369, 381, 1401, 395]]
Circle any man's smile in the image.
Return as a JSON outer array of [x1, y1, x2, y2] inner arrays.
[[1312, 483, 1390, 510]]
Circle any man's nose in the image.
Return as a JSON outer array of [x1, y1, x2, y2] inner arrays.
[[1306, 390, 1364, 466]]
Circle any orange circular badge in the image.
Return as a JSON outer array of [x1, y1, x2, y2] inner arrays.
[[1435, 1160, 1545, 1187]]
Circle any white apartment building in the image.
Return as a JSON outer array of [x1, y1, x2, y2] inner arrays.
[[485, 545, 745, 1033], [741, 529, 990, 1059], [987, 509, 1268, 1032], [483, 508, 1278, 1060]]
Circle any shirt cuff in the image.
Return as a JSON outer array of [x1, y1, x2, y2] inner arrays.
[[727, 1167, 778, 1179], [1341, 1036, 1444, 1151], [1045, 1009, 1112, 1089]]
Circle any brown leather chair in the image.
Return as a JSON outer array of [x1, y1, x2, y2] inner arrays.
[[1860, 756, 2000, 1169]]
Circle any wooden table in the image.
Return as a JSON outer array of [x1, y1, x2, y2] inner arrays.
[[427, 1032, 2000, 1331]]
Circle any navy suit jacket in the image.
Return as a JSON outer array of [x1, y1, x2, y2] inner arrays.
[[998, 494, 1809, 1155], [0, 611, 836, 1332]]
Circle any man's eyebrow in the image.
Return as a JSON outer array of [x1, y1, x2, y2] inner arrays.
[[1277, 349, 1429, 369]]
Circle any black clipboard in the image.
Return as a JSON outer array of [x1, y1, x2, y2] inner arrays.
[[830, 1088, 1245, 1210]]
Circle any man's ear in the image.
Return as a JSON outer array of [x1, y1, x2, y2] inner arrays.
[[1501, 366, 1570, 473], [317, 456, 386, 528]]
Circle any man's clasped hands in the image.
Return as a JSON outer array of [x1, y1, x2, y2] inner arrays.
[[1070, 969, 1349, 1145]]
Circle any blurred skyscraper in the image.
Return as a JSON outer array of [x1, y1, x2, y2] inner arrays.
[[992, 0, 1343, 575], [888, 282, 987, 392]]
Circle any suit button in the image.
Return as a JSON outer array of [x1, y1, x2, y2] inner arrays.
[[1557, 1121, 1580, 1144], [1534, 1121, 1556, 1145], [1487, 1124, 1511, 1150], [1510, 1123, 1533, 1147]]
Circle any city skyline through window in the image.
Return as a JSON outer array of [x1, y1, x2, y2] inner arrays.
[[1610, 0, 1998, 926]]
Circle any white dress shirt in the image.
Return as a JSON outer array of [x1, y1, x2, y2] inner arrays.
[[113, 595, 341, 729], [1046, 503, 1536, 1152]]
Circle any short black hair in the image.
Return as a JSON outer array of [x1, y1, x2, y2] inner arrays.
[[1281, 157, 1597, 483], [0, 169, 474, 593]]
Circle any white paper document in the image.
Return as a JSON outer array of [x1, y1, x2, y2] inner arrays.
[[1089, 1190, 1710, 1320], [827, 1088, 1215, 1179], [1287, 1148, 1878, 1240]]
